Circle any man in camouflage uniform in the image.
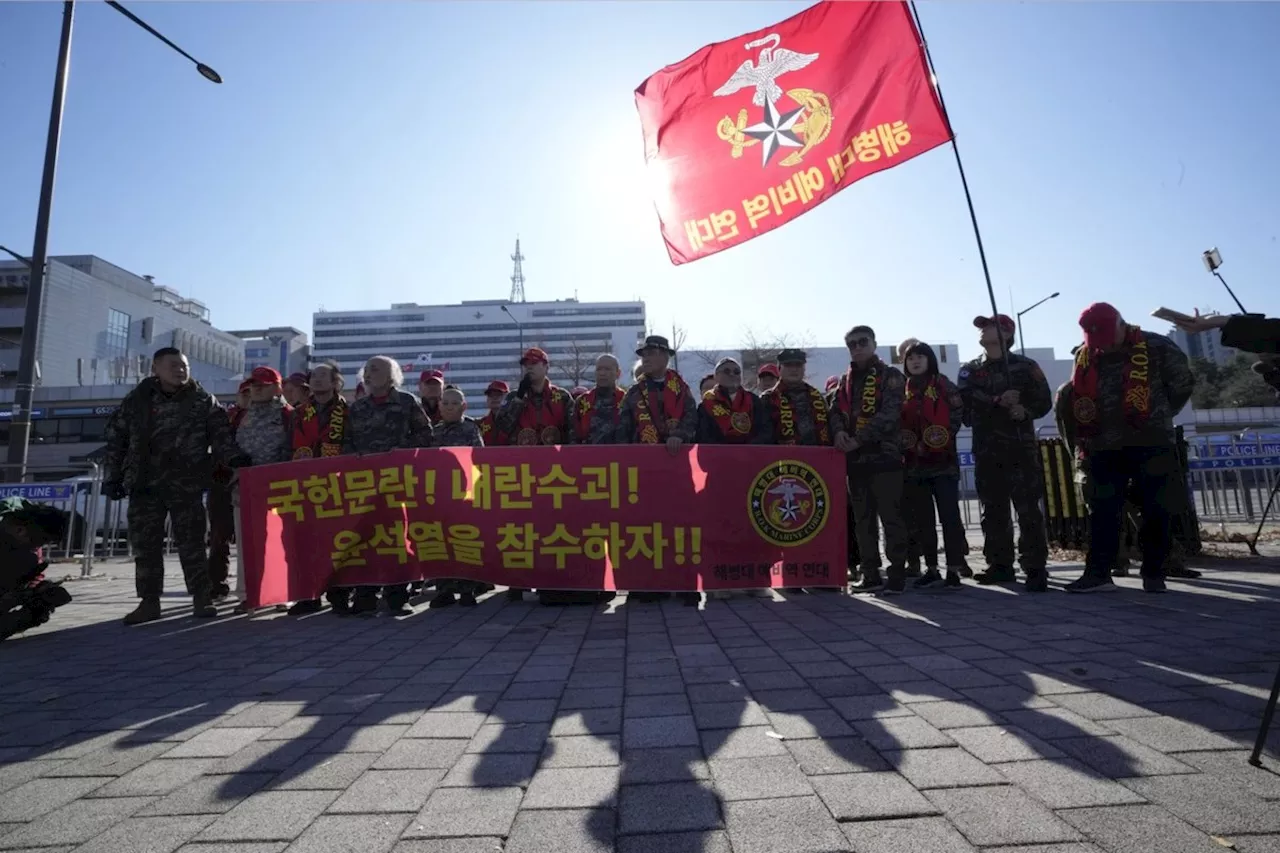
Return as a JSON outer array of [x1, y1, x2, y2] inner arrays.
[[418, 369, 445, 426], [570, 354, 626, 446], [344, 355, 433, 614], [103, 347, 246, 625], [958, 314, 1052, 591], [1063, 303, 1196, 594], [477, 380, 510, 446], [829, 328, 910, 594], [618, 335, 699, 604], [428, 388, 487, 608]]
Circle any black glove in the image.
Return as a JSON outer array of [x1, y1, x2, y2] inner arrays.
[[517, 375, 533, 399], [102, 481, 127, 501]]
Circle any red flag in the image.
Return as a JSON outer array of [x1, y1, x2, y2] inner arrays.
[[635, 1, 952, 265]]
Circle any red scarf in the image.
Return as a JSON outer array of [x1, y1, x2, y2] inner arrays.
[[837, 359, 884, 432], [292, 395, 348, 459], [701, 387, 756, 444], [634, 370, 690, 444], [478, 411, 508, 446], [1071, 325, 1152, 444], [766, 384, 831, 446], [515, 383, 569, 445], [901, 375, 954, 463], [574, 386, 625, 442]]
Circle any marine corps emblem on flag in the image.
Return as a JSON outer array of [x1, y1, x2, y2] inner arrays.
[[748, 461, 830, 547]]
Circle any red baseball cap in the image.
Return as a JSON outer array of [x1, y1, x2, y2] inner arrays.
[[1079, 302, 1122, 349], [521, 347, 549, 366], [485, 380, 509, 395], [757, 363, 780, 378], [250, 366, 282, 385], [420, 369, 445, 383], [973, 314, 1016, 335]]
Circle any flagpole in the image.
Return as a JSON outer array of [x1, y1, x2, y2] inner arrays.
[[909, 0, 1025, 405]]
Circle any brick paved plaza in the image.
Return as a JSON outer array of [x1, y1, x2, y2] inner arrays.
[[2, 557, 1278, 853]]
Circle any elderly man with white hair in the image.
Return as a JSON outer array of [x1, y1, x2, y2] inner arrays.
[[342, 355, 433, 616]]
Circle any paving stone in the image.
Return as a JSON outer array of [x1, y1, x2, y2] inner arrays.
[[909, 701, 1007, 730], [542, 735, 622, 768], [692, 701, 769, 730], [96, 758, 218, 797], [807, 675, 882, 698], [827, 695, 915, 721], [1177, 750, 1280, 800], [623, 715, 700, 749], [559, 688, 624, 710], [841, 816, 979, 853], [0, 776, 113, 821], [285, 813, 411, 853], [884, 747, 1007, 789], [985, 846, 1105, 853], [763, 709, 855, 739], [491, 698, 560, 723], [625, 694, 693, 719], [524, 766, 621, 808], [1106, 716, 1241, 753], [1047, 692, 1159, 721], [404, 787, 524, 838], [686, 683, 750, 704], [959, 686, 1055, 712], [0, 795, 155, 847], [999, 707, 1114, 739], [995, 758, 1147, 808], [707, 754, 813, 801], [505, 808, 615, 853], [62, 814, 214, 853], [1055, 734, 1199, 778], [1231, 836, 1280, 853], [329, 769, 446, 814], [404, 713, 488, 739], [926, 786, 1081, 846], [551, 707, 623, 736], [374, 738, 470, 770], [1057, 804, 1227, 853], [722, 795, 851, 853], [464, 723, 551, 754], [811, 771, 939, 820], [700, 726, 789, 760], [211, 737, 320, 774], [262, 715, 354, 741], [853, 716, 956, 750], [158, 726, 274, 759], [1122, 773, 1280, 834], [199, 790, 339, 841], [501, 680, 566, 700], [317, 724, 411, 753], [785, 736, 891, 775], [41, 741, 174, 777], [440, 752, 539, 787], [620, 748, 710, 784], [619, 780, 722, 834], [139, 773, 277, 816], [272, 752, 379, 790], [617, 830, 732, 853], [946, 725, 1065, 762], [750, 688, 831, 711]]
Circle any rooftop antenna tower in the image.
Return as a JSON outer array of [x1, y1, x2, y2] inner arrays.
[[510, 237, 526, 303]]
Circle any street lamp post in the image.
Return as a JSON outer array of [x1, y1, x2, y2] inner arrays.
[[1015, 291, 1060, 357], [5, 0, 221, 481], [499, 304, 524, 361]]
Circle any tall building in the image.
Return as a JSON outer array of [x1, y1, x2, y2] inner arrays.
[[1168, 314, 1240, 366], [311, 299, 648, 398], [229, 326, 311, 378], [0, 255, 245, 389]]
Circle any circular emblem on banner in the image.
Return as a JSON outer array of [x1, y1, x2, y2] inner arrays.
[[747, 460, 830, 548], [730, 412, 751, 434], [899, 429, 918, 450], [294, 447, 313, 459], [923, 424, 949, 449], [540, 426, 561, 446], [1073, 397, 1097, 424], [516, 428, 538, 446]]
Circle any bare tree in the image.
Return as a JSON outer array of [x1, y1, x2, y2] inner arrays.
[[690, 348, 727, 375], [553, 337, 605, 388], [670, 323, 689, 373], [739, 327, 816, 389]]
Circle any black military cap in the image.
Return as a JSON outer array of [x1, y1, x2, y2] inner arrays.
[[636, 335, 674, 356], [776, 348, 807, 365]]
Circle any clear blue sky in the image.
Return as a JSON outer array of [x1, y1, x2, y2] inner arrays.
[[2, 1, 1278, 361]]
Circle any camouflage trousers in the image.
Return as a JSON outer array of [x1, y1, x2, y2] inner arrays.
[[128, 485, 211, 599], [974, 449, 1048, 572], [206, 481, 234, 587]]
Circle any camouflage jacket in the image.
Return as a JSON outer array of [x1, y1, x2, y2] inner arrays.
[[958, 352, 1052, 455], [617, 374, 698, 444], [569, 386, 626, 445], [235, 398, 294, 467], [342, 389, 432, 454], [103, 377, 243, 494], [1063, 329, 1194, 456], [1054, 381, 1088, 483], [494, 384, 573, 445], [830, 359, 907, 469], [695, 388, 774, 444], [761, 382, 831, 447], [430, 417, 485, 448]]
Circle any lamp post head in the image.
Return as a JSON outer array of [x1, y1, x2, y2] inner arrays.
[[197, 63, 222, 84], [1049, 291, 1060, 299]]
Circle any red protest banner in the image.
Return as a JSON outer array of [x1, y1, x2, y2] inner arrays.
[[237, 446, 848, 607], [635, 0, 952, 265]]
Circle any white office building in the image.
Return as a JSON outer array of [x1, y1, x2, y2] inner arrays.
[[1168, 314, 1241, 367], [311, 299, 648, 399]]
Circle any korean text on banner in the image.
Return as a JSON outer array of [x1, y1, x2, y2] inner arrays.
[[635, 0, 952, 264], [238, 445, 848, 607]]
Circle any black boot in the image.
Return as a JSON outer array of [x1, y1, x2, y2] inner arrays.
[[192, 592, 218, 618], [975, 565, 1016, 585], [430, 592, 457, 609], [850, 568, 884, 594], [124, 597, 162, 625], [884, 567, 906, 596], [288, 599, 323, 615], [913, 569, 944, 590]]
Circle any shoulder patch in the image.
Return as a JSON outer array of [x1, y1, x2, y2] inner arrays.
[[958, 367, 970, 379]]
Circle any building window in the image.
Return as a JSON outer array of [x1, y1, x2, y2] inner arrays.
[[106, 309, 131, 356]]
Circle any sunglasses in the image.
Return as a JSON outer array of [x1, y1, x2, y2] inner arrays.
[[718, 367, 742, 376], [847, 337, 872, 348]]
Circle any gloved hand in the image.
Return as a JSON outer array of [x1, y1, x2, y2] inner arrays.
[[517, 375, 533, 399], [102, 481, 127, 501]]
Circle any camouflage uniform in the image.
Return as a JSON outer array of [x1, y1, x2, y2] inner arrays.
[[696, 388, 773, 444], [570, 387, 626, 445], [343, 389, 433, 612], [494, 384, 574, 446], [617, 377, 698, 444], [958, 352, 1052, 582], [429, 417, 486, 604], [830, 358, 910, 590], [103, 377, 243, 602], [1064, 330, 1195, 586]]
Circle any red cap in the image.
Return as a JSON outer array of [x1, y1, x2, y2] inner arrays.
[[757, 363, 780, 378], [485, 380, 509, 395], [284, 372, 309, 387], [1079, 302, 1122, 350], [825, 375, 840, 393], [520, 347, 549, 366], [420, 369, 445, 383], [237, 379, 253, 394], [973, 314, 1016, 335], [250, 366, 281, 385]]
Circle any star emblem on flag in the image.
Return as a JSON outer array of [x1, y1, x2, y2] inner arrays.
[[742, 99, 804, 167]]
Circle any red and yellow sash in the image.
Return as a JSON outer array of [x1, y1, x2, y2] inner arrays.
[[1071, 326, 1151, 445], [768, 385, 831, 446], [478, 412, 508, 446], [901, 376, 953, 462], [837, 360, 883, 433], [515, 384, 569, 446], [702, 387, 756, 444], [574, 387, 625, 442], [292, 396, 347, 459], [635, 370, 689, 444]]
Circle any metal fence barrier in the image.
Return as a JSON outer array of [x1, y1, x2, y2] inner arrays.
[[0, 464, 104, 577]]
